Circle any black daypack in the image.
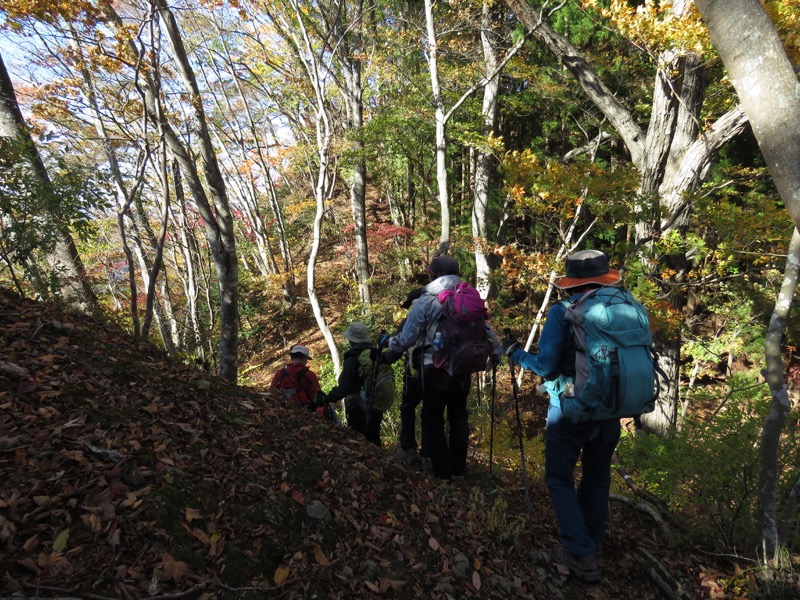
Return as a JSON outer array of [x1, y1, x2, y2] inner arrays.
[[432, 282, 492, 376]]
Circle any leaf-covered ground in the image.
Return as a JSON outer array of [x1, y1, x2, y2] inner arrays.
[[0, 288, 733, 599]]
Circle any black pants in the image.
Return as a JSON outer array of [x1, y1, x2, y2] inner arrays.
[[347, 405, 384, 447], [398, 369, 422, 451], [420, 368, 470, 479]]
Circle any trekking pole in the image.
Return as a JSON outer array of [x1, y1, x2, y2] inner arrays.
[[489, 363, 497, 476], [505, 328, 532, 519], [367, 332, 386, 413]]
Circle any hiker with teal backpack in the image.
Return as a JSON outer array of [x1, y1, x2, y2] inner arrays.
[[502, 250, 657, 584], [322, 321, 395, 446], [383, 256, 502, 480]]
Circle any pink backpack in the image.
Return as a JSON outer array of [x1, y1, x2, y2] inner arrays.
[[432, 283, 491, 375]]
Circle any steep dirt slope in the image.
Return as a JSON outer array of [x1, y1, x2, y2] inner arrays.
[[0, 288, 720, 599]]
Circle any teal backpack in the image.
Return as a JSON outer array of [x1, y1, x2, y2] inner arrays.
[[357, 348, 396, 412], [560, 286, 657, 422]]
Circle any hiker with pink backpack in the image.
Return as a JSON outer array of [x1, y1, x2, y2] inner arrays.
[[382, 256, 502, 480]]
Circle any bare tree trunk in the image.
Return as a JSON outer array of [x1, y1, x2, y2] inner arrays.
[[150, 0, 240, 382], [0, 52, 98, 312], [423, 0, 451, 248], [171, 161, 203, 356], [285, 0, 342, 372], [472, 0, 501, 299], [757, 228, 800, 554], [332, 0, 372, 307]]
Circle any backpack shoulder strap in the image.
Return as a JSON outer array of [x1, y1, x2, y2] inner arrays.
[[295, 365, 311, 393]]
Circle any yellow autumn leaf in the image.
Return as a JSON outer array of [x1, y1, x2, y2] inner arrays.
[[274, 564, 290, 586], [313, 544, 330, 565], [184, 507, 202, 522]]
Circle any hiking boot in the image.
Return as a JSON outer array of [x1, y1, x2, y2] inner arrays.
[[395, 447, 418, 464], [420, 456, 434, 475], [551, 544, 600, 583]]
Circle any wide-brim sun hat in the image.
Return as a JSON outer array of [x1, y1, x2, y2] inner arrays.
[[288, 344, 311, 359], [553, 249, 622, 290], [343, 321, 371, 344], [425, 255, 460, 277]]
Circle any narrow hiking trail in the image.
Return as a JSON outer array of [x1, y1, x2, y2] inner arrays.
[[0, 288, 737, 598]]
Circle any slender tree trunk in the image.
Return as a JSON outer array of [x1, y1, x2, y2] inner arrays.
[[172, 164, 204, 357], [285, 0, 342, 372], [757, 228, 800, 555], [202, 31, 296, 299], [150, 0, 240, 382], [423, 0, 451, 247], [0, 53, 98, 312], [335, 0, 372, 307], [473, 0, 501, 299]]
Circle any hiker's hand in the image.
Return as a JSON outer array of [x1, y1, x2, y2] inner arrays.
[[501, 334, 520, 357], [380, 349, 402, 364], [378, 334, 391, 349]]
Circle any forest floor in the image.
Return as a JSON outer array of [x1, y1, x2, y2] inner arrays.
[[0, 287, 770, 599]]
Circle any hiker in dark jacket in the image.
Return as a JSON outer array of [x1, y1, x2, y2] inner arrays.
[[502, 250, 622, 584], [269, 345, 322, 413], [385, 256, 501, 480], [323, 321, 383, 446]]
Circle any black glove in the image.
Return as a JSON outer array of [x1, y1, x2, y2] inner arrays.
[[380, 349, 403, 364], [311, 391, 326, 408], [501, 332, 520, 357], [378, 334, 391, 349]]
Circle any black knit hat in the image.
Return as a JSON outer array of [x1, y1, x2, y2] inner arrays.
[[425, 255, 460, 277]]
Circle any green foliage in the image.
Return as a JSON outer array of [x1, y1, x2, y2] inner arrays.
[[0, 137, 111, 293], [616, 377, 798, 552]]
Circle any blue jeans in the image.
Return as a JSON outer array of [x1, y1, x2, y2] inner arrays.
[[421, 368, 470, 479], [545, 403, 620, 558]]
